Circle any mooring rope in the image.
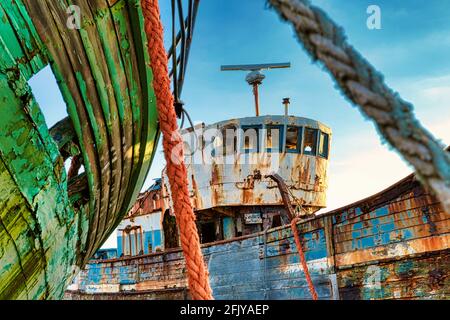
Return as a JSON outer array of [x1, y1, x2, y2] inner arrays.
[[140, 0, 449, 301], [291, 217, 318, 300], [268, 0, 450, 213], [141, 0, 213, 300]]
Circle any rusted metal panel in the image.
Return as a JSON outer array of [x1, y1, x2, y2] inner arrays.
[[332, 182, 449, 267], [338, 252, 449, 300], [64, 288, 189, 300], [68, 168, 449, 300], [66, 216, 336, 300], [162, 115, 331, 214], [330, 174, 449, 299]]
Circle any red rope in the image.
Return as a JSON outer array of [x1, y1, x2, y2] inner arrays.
[[141, 0, 213, 300], [291, 217, 318, 300]]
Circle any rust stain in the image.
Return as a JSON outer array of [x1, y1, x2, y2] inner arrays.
[[428, 269, 446, 291], [237, 170, 263, 204], [191, 174, 203, 209], [210, 162, 224, 207], [336, 234, 450, 267]]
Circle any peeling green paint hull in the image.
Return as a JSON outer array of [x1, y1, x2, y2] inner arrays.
[[0, 0, 159, 299]]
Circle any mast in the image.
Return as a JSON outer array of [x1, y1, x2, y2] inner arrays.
[[220, 62, 291, 116]]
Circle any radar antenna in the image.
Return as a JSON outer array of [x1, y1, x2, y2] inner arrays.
[[220, 62, 291, 116]]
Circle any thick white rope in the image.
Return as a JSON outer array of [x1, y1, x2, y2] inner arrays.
[[268, 0, 450, 213]]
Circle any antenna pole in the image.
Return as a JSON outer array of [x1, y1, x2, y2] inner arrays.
[[253, 83, 260, 116], [220, 62, 291, 116], [246, 71, 265, 116]]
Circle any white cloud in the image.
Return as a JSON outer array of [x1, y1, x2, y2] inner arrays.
[[101, 231, 117, 249], [322, 135, 412, 212], [402, 75, 450, 145]]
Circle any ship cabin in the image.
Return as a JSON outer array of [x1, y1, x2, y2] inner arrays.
[[161, 115, 332, 247]]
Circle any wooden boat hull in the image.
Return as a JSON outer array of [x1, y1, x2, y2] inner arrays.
[[65, 173, 449, 300], [0, 0, 159, 299]]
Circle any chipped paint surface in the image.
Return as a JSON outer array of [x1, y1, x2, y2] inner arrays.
[[0, 0, 159, 299], [67, 171, 449, 300], [66, 220, 336, 300], [330, 175, 450, 299], [162, 115, 332, 215]]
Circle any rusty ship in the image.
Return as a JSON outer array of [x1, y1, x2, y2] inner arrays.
[[64, 64, 449, 300], [0, 0, 448, 301]]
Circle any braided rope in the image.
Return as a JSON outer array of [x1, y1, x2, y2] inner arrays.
[[268, 0, 450, 213], [291, 217, 318, 300], [141, 0, 213, 300]]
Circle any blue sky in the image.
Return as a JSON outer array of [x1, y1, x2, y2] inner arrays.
[[154, 0, 450, 205], [29, 0, 450, 248]]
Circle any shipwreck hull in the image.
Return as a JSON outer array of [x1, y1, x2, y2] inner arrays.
[[0, 0, 159, 299], [66, 173, 449, 300]]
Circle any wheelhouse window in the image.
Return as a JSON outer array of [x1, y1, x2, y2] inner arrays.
[[318, 131, 329, 158], [222, 126, 237, 156], [286, 126, 301, 153], [210, 136, 217, 157], [241, 125, 261, 153], [265, 125, 283, 152], [303, 128, 318, 155]]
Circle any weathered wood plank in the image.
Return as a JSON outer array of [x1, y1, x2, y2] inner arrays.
[[0, 42, 80, 298], [338, 252, 449, 300], [335, 220, 450, 254], [66, 0, 115, 256], [334, 204, 446, 243], [108, 0, 141, 231], [23, 0, 103, 264], [117, 0, 159, 224], [90, 0, 132, 238], [0, 1, 47, 78]]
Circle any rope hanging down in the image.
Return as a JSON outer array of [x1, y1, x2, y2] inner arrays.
[[291, 218, 318, 300], [141, 0, 213, 300], [268, 0, 450, 213]]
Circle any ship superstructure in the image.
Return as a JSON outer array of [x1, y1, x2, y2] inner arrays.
[[162, 114, 331, 245], [64, 63, 449, 300]]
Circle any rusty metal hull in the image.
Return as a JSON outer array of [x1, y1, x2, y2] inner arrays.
[[66, 172, 449, 300]]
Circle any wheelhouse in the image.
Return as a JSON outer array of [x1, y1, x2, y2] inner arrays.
[[162, 115, 332, 245]]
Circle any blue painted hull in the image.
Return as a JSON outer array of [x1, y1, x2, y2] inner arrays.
[[65, 174, 449, 300]]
